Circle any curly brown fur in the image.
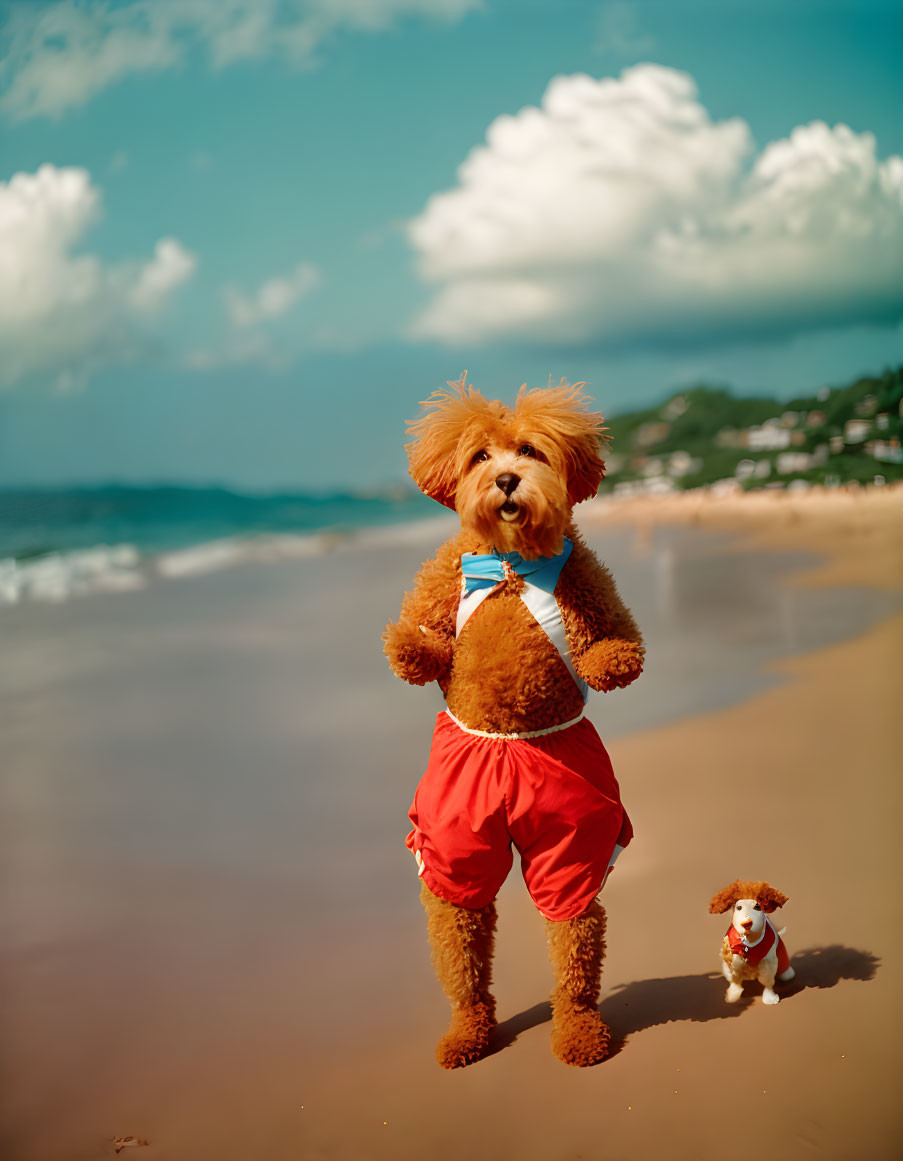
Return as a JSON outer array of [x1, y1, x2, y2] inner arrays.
[[384, 375, 644, 732], [384, 521, 643, 734], [557, 529, 644, 693], [547, 901, 610, 1067], [388, 376, 642, 1063], [421, 882, 497, 1069], [406, 374, 607, 531], [709, 880, 790, 915]]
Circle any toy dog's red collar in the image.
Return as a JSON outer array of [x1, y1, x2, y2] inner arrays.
[[727, 919, 776, 966]]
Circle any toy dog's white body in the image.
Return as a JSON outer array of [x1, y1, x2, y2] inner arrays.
[[710, 881, 795, 1005]]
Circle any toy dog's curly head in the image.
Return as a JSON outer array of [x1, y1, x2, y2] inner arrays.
[[406, 373, 607, 559], [709, 880, 789, 916]]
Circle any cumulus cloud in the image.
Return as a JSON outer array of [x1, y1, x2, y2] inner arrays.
[[224, 262, 320, 328], [0, 164, 196, 388], [0, 0, 483, 121], [407, 64, 903, 349]]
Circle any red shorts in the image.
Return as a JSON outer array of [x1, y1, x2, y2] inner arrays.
[[406, 711, 633, 921]]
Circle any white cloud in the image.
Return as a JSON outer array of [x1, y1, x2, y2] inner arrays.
[[184, 329, 285, 372], [224, 262, 320, 328], [0, 164, 197, 388], [594, 2, 655, 56], [0, 0, 483, 121], [407, 64, 903, 349], [129, 237, 197, 312], [184, 259, 320, 370]]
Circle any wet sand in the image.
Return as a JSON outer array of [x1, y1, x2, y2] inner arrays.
[[1, 486, 901, 1160]]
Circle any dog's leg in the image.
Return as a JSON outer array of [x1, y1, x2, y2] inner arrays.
[[420, 882, 497, 1069], [759, 964, 780, 1005], [546, 900, 610, 1067]]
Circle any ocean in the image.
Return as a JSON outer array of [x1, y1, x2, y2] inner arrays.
[[0, 484, 448, 605]]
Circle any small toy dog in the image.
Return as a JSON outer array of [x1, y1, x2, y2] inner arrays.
[[384, 375, 644, 1068], [709, 880, 795, 1005]]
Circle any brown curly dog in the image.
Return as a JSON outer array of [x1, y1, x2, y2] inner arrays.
[[384, 374, 644, 1068]]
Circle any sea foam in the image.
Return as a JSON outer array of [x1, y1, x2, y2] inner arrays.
[[0, 516, 457, 607], [155, 533, 329, 578], [0, 544, 145, 605]]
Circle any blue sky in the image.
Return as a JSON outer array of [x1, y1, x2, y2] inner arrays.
[[1, 0, 902, 490]]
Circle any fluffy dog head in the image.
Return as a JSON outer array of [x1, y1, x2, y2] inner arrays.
[[709, 880, 789, 925], [406, 373, 607, 559]]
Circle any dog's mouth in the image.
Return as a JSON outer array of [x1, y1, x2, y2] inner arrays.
[[498, 500, 520, 523]]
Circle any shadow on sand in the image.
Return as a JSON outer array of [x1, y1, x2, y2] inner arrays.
[[490, 945, 879, 1060]]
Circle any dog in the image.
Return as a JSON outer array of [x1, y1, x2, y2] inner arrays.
[[383, 374, 644, 1068], [709, 880, 795, 1004]]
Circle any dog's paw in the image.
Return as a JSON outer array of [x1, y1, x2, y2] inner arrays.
[[383, 622, 452, 685], [551, 1004, 611, 1067], [762, 989, 780, 1005], [436, 1001, 496, 1069], [579, 639, 644, 692], [725, 983, 744, 1003]]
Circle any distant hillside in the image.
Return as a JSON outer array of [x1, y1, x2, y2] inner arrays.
[[601, 366, 903, 494]]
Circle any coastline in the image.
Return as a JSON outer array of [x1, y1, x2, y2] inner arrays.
[[3, 480, 898, 608], [1, 486, 900, 1161], [585, 480, 903, 591]]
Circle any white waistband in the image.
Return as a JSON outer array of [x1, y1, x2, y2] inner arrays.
[[444, 707, 585, 741]]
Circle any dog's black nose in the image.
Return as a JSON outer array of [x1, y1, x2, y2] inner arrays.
[[495, 473, 520, 496]]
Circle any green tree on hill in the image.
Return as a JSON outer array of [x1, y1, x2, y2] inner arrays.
[[601, 365, 903, 492]]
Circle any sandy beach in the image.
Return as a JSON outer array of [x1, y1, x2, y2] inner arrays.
[[586, 482, 903, 592], [1, 485, 901, 1161]]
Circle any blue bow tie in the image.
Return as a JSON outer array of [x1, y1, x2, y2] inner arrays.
[[461, 538, 573, 597]]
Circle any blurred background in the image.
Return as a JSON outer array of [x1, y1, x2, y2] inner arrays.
[[1, 3, 902, 1159]]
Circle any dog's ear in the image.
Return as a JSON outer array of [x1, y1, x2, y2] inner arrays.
[[756, 884, 789, 913], [405, 373, 496, 509], [513, 380, 608, 505], [708, 882, 742, 914]]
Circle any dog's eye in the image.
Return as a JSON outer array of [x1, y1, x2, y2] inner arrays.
[[470, 450, 489, 466], [753, 904, 762, 911], [519, 443, 537, 458]]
